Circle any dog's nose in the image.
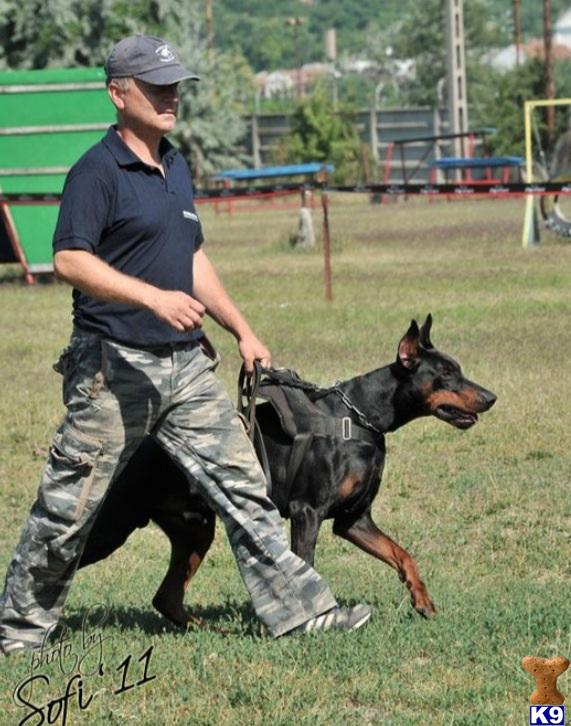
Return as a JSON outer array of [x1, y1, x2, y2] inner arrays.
[[481, 389, 497, 410]]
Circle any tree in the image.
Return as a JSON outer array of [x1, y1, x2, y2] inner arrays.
[[0, 0, 254, 181], [470, 60, 544, 157], [279, 90, 364, 183], [150, 3, 254, 180], [470, 58, 571, 159], [386, 0, 508, 107]]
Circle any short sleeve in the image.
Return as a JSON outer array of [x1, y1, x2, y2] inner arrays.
[[182, 160, 204, 249], [53, 172, 113, 253], [194, 217, 204, 249]]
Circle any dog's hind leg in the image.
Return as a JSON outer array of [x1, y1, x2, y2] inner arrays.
[[151, 506, 215, 628], [333, 509, 436, 618], [289, 501, 322, 567]]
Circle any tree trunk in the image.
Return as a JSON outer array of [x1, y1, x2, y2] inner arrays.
[[513, 0, 521, 66]]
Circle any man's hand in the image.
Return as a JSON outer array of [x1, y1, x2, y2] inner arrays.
[[148, 289, 205, 332], [238, 333, 272, 374]]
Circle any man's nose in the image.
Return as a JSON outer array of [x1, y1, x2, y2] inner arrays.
[[164, 85, 179, 101]]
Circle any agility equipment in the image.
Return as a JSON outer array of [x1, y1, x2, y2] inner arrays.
[[0, 67, 113, 281], [522, 97, 571, 247]]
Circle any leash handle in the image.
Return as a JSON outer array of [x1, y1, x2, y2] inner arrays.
[[237, 361, 264, 441]]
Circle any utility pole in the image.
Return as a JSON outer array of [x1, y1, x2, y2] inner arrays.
[[544, 0, 555, 147], [205, 0, 213, 62], [287, 16, 304, 98], [445, 0, 468, 158], [325, 28, 338, 110], [513, 0, 521, 66]]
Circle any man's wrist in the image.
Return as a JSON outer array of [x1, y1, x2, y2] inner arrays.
[[234, 326, 255, 343], [138, 282, 162, 311]]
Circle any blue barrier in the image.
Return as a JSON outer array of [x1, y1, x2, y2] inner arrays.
[[429, 156, 523, 183], [430, 156, 523, 170], [214, 163, 334, 182]]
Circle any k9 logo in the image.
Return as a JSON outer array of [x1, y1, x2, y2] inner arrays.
[[530, 705, 565, 725]]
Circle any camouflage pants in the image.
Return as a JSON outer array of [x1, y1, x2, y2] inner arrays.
[[0, 332, 337, 648]]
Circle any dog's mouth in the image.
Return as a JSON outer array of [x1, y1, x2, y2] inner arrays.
[[434, 405, 478, 429]]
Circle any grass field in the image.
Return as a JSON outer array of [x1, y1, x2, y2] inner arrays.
[[0, 195, 570, 725]]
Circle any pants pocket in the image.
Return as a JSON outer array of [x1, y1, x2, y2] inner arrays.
[[63, 337, 105, 407], [39, 425, 102, 523], [199, 335, 221, 369], [52, 338, 80, 376]]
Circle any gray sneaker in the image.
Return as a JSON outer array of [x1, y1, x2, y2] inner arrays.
[[292, 604, 372, 634]]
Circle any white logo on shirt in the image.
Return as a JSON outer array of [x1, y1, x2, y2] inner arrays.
[[183, 210, 198, 222], [156, 45, 176, 62]]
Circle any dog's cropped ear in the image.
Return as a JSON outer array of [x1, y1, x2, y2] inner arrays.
[[397, 320, 421, 371], [419, 313, 434, 349]]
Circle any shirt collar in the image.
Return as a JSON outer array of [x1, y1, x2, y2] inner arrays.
[[102, 126, 178, 168]]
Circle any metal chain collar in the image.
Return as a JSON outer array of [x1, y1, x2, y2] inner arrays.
[[332, 385, 384, 436]]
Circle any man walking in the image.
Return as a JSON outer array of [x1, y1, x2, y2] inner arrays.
[[0, 36, 371, 654]]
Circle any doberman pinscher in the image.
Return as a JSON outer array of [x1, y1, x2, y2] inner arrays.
[[79, 315, 496, 627]]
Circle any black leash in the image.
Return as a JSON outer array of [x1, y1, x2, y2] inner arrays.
[[237, 362, 274, 494]]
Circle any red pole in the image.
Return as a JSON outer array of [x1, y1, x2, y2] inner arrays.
[[321, 189, 333, 302], [0, 202, 35, 284]]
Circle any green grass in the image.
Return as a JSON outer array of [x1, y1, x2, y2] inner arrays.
[[1, 195, 570, 725]]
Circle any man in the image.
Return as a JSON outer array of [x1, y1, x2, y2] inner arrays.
[[0, 35, 371, 655]]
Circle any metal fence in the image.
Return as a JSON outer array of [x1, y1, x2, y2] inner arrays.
[[243, 107, 463, 182]]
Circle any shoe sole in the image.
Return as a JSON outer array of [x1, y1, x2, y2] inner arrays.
[[300, 606, 372, 634], [349, 609, 372, 631]]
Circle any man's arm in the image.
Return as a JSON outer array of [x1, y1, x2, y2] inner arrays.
[[54, 249, 205, 332], [192, 248, 271, 372]]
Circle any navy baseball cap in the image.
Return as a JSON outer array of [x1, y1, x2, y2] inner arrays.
[[105, 35, 200, 85]]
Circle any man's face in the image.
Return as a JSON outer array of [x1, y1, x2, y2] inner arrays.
[[109, 78, 180, 134]]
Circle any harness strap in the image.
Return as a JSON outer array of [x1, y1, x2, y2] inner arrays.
[[252, 419, 273, 497], [291, 411, 379, 445], [237, 363, 382, 499], [285, 432, 313, 498]]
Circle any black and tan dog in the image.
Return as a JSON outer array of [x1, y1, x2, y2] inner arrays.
[[79, 315, 496, 626]]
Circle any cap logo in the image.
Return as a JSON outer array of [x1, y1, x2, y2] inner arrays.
[[156, 44, 176, 63]]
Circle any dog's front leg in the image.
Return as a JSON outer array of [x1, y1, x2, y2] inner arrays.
[[151, 509, 215, 628], [289, 501, 322, 567], [333, 509, 436, 618]]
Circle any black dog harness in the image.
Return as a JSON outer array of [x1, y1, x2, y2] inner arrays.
[[237, 364, 382, 497]]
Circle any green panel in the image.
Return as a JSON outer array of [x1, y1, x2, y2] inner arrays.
[[0, 68, 115, 272], [0, 90, 114, 127], [0, 175, 67, 194], [0, 130, 109, 170], [0, 67, 106, 85], [9, 205, 60, 266]]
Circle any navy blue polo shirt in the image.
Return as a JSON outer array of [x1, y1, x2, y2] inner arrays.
[[53, 126, 204, 346]]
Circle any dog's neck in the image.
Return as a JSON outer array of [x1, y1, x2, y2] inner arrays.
[[313, 363, 420, 434]]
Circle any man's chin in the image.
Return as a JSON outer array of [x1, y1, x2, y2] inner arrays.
[[159, 114, 177, 129]]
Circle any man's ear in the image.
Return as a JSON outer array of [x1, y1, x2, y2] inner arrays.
[[397, 320, 421, 371], [107, 79, 129, 111], [419, 313, 434, 349]]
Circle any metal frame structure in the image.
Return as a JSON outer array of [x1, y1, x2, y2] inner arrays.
[[522, 97, 571, 247]]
